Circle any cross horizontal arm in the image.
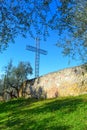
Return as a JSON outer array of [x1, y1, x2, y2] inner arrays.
[[26, 45, 47, 55]]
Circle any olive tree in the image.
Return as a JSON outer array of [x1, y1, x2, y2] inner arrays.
[[4, 60, 33, 98], [56, 0, 87, 62]]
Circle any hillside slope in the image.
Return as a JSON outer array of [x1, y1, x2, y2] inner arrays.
[[0, 94, 87, 130]]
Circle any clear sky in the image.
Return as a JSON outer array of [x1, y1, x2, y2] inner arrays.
[[0, 30, 81, 79], [0, 0, 83, 79]]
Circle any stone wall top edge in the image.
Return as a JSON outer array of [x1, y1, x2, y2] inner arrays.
[[28, 64, 87, 82]]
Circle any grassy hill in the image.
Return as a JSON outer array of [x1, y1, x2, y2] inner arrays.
[[0, 94, 87, 130]]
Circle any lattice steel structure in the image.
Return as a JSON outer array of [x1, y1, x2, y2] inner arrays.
[[26, 37, 47, 78]]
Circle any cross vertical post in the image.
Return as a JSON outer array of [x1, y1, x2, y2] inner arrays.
[[26, 37, 47, 79], [35, 37, 40, 78]]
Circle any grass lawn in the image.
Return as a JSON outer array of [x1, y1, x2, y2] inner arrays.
[[0, 94, 87, 130]]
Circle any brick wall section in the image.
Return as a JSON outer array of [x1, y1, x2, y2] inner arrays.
[[19, 65, 87, 99]]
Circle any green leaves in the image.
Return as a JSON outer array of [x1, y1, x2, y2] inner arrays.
[[3, 60, 33, 97], [0, 0, 87, 61]]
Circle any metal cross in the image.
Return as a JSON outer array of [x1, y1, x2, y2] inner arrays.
[[26, 37, 47, 78]]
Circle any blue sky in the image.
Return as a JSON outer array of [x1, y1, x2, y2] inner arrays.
[[0, 30, 81, 79], [0, 0, 83, 79]]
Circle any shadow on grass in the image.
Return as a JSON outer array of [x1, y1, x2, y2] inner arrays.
[[0, 96, 86, 130], [0, 98, 38, 112], [24, 97, 84, 115], [5, 115, 71, 130]]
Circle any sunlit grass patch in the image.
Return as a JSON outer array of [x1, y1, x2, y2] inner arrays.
[[0, 94, 87, 130]]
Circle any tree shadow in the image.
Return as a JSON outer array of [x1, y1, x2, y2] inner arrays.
[[4, 114, 71, 130], [0, 98, 38, 113], [0, 95, 86, 130], [24, 97, 84, 115], [82, 64, 87, 72], [20, 78, 48, 99]]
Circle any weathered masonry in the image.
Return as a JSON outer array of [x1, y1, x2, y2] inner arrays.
[[19, 64, 87, 99]]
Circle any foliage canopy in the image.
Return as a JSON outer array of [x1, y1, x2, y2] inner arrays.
[[0, 0, 87, 61]]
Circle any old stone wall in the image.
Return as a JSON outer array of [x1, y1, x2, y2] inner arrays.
[[20, 64, 87, 99]]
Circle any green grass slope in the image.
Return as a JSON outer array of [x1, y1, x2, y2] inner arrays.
[[0, 94, 87, 130]]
